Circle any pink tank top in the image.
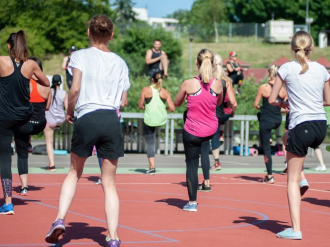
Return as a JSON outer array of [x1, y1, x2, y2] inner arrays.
[[184, 77, 218, 137]]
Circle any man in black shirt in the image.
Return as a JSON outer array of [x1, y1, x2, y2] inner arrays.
[[145, 39, 169, 79]]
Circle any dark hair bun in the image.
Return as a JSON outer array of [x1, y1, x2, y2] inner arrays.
[[89, 15, 114, 41]]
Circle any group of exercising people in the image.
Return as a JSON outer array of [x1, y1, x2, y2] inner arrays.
[[0, 13, 328, 246]]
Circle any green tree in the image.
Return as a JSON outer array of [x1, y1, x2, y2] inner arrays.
[[191, 0, 227, 43], [113, 0, 136, 22], [0, 0, 115, 57], [166, 9, 192, 25]]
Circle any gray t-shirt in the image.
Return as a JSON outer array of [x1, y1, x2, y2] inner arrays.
[[46, 88, 66, 124], [278, 61, 330, 129]]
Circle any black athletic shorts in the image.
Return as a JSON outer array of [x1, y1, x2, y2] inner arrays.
[[286, 120, 327, 157], [71, 110, 124, 159]]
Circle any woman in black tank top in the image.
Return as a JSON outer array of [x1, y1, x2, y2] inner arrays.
[[0, 31, 49, 215], [254, 65, 286, 184]]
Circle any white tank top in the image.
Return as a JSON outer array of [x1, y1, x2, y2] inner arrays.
[[46, 88, 66, 124]]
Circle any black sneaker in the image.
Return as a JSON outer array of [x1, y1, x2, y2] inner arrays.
[[19, 187, 28, 196], [261, 176, 275, 184], [198, 181, 211, 192], [146, 168, 156, 175], [236, 88, 242, 95]]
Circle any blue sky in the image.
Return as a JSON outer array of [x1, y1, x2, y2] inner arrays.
[[134, 0, 195, 17]]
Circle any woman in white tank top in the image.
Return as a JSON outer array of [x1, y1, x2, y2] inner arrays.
[[44, 75, 68, 171]]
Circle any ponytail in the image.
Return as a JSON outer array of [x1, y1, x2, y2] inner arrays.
[[51, 75, 62, 104], [267, 65, 278, 80], [151, 72, 163, 90], [291, 31, 313, 74], [197, 49, 214, 83], [8, 31, 29, 63]]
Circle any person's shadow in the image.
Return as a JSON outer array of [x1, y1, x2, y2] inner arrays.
[[234, 175, 261, 182], [13, 185, 44, 193], [0, 197, 40, 207], [155, 198, 187, 210], [233, 216, 290, 234], [302, 197, 330, 208], [84, 176, 100, 183], [55, 222, 107, 246]]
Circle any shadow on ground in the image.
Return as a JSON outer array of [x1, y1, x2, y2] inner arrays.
[[54, 222, 107, 247], [130, 169, 148, 174], [155, 198, 186, 210], [0, 197, 40, 207], [302, 197, 330, 208], [84, 176, 100, 183], [13, 185, 44, 193], [233, 216, 290, 234], [234, 175, 261, 182]]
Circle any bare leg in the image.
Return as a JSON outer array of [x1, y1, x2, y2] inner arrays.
[[148, 157, 155, 169], [212, 148, 220, 160], [282, 130, 288, 159], [101, 158, 119, 240], [44, 125, 55, 167], [19, 174, 28, 188], [286, 151, 305, 232], [314, 147, 325, 167], [56, 153, 86, 220], [159, 55, 169, 78]]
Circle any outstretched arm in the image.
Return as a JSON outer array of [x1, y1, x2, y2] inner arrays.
[[174, 81, 187, 107]]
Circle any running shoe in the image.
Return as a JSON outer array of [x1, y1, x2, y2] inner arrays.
[[28, 144, 33, 153], [146, 168, 156, 175], [0, 203, 14, 215], [47, 165, 56, 172], [19, 187, 28, 196], [276, 228, 302, 240], [106, 237, 121, 247], [198, 181, 211, 192], [282, 161, 288, 173], [315, 165, 326, 172], [261, 176, 275, 184], [183, 202, 197, 212], [219, 135, 224, 142], [299, 179, 309, 196], [45, 219, 66, 243], [95, 178, 102, 185], [236, 88, 241, 95], [210, 161, 221, 171]]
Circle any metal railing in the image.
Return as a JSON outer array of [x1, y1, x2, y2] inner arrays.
[[53, 113, 287, 157]]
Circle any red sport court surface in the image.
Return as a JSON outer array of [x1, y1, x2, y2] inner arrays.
[[1, 173, 330, 247]]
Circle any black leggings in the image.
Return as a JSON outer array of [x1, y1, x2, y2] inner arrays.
[[183, 129, 214, 201], [0, 119, 29, 197], [259, 121, 281, 175], [14, 120, 47, 175], [230, 73, 244, 87], [144, 122, 156, 158]]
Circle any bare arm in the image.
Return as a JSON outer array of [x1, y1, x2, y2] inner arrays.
[[323, 80, 330, 106], [62, 56, 68, 70], [45, 90, 52, 111], [32, 62, 50, 87], [121, 91, 128, 108], [138, 88, 146, 109], [269, 75, 288, 108], [254, 85, 264, 110], [226, 63, 234, 73], [226, 82, 237, 109], [64, 93, 68, 111], [165, 91, 175, 112], [174, 81, 187, 107], [66, 68, 81, 123], [145, 49, 162, 65]]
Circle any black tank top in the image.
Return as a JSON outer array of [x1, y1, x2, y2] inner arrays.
[[259, 84, 282, 123], [66, 57, 73, 80], [216, 80, 227, 118], [148, 50, 162, 70], [0, 57, 33, 121], [227, 61, 240, 77]]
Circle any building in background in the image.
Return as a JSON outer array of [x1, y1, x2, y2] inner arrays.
[[133, 7, 178, 31]]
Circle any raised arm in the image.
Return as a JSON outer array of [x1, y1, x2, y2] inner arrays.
[[32, 61, 50, 87], [66, 68, 81, 124], [145, 49, 161, 65], [174, 81, 187, 107], [165, 90, 175, 112], [62, 56, 68, 70], [269, 75, 287, 107]]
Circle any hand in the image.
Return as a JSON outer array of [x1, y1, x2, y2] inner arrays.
[[66, 112, 75, 124], [280, 100, 290, 110]]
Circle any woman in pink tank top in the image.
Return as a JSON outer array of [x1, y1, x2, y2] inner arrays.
[[174, 49, 223, 212]]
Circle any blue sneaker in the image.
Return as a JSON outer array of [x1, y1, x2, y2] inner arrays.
[[299, 179, 309, 196], [183, 202, 197, 212], [0, 203, 14, 215], [45, 219, 66, 243], [276, 228, 302, 240]]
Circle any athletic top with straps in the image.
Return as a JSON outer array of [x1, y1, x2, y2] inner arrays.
[[30, 79, 46, 121], [184, 77, 218, 137], [227, 61, 240, 77], [216, 80, 227, 119], [66, 57, 73, 80], [0, 57, 33, 121], [144, 86, 167, 127], [259, 83, 282, 123], [148, 50, 162, 71]]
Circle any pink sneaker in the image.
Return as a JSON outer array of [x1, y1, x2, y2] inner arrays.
[[210, 161, 222, 171]]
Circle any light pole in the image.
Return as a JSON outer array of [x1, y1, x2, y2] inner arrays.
[[189, 35, 194, 76], [306, 0, 309, 33]]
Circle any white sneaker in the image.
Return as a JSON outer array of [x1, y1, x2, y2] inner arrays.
[[315, 165, 326, 172], [95, 178, 102, 184]]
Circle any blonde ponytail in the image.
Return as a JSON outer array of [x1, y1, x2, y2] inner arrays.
[[291, 31, 313, 74], [197, 49, 214, 83], [268, 65, 278, 80]]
